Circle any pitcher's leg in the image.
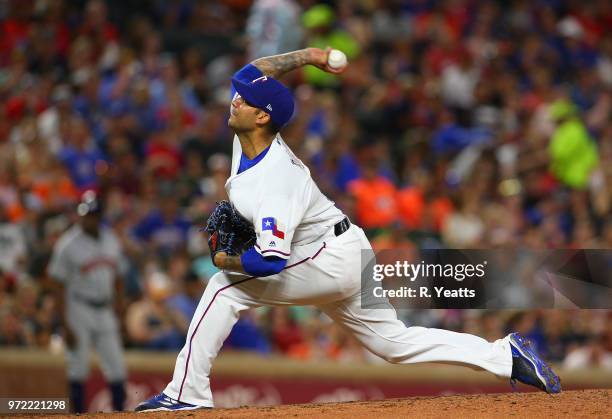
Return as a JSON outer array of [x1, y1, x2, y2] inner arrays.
[[320, 295, 513, 377], [163, 272, 260, 406], [145, 240, 361, 410]]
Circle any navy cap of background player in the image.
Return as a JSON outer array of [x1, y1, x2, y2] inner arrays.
[[77, 190, 103, 216], [231, 75, 295, 128]]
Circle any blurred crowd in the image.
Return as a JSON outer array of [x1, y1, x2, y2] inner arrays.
[[0, 0, 611, 369]]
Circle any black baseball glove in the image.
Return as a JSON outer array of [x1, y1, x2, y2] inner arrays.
[[204, 201, 256, 260]]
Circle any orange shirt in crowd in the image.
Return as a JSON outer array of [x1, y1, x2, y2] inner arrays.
[[397, 187, 454, 232], [32, 177, 79, 208], [397, 187, 425, 229], [348, 176, 398, 228], [6, 203, 25, 222], [287, 341, 343, 361]]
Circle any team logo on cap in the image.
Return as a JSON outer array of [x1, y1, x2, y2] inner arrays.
[[252, 75, 268, 83], [266, 104, 273, 111]]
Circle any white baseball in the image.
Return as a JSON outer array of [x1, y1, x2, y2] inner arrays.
[[327, 49, 347, 69]]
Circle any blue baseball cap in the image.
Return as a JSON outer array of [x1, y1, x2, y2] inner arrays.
[[231, 75, 295, 128]]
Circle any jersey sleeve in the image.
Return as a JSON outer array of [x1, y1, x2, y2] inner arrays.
[[241, 247, 287, 277], [109, 231, 129, 278], [48, 241, 71, 283], [253, 189, 306, 260], [230, 64, 264, 102]]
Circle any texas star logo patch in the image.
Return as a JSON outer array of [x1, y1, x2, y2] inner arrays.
[[262, 217, 285, 239]]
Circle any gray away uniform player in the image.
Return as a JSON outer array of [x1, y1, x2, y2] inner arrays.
[[49, 191, 126, 413], [136, 48, 560, 412]]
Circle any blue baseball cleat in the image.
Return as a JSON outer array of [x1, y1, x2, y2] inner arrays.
[[135, 392, 208, 412], [509, 333, 562, 394]]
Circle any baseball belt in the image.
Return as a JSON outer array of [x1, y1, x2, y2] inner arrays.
[[334, 217, 351, 236], [74, 295, 111, 309]]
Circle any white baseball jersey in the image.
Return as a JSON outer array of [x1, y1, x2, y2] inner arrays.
[[161, 133, 513, 407], [226, 135, 345, 259]]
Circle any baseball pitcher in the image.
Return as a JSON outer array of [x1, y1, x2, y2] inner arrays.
[[136, 48, 560, 411]]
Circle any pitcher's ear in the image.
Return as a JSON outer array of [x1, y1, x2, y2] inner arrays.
[[255, 110, 271, 127]]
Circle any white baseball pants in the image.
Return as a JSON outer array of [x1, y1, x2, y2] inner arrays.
[[163, 225, 512, 406]]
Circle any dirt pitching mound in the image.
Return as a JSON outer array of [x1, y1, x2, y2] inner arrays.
[[54, 389, 610, 418]]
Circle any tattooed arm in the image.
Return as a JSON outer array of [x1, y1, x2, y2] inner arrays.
[[213, 250, 287, 277], [213, 252, 247, 274], [252, 47, 345, 79]]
